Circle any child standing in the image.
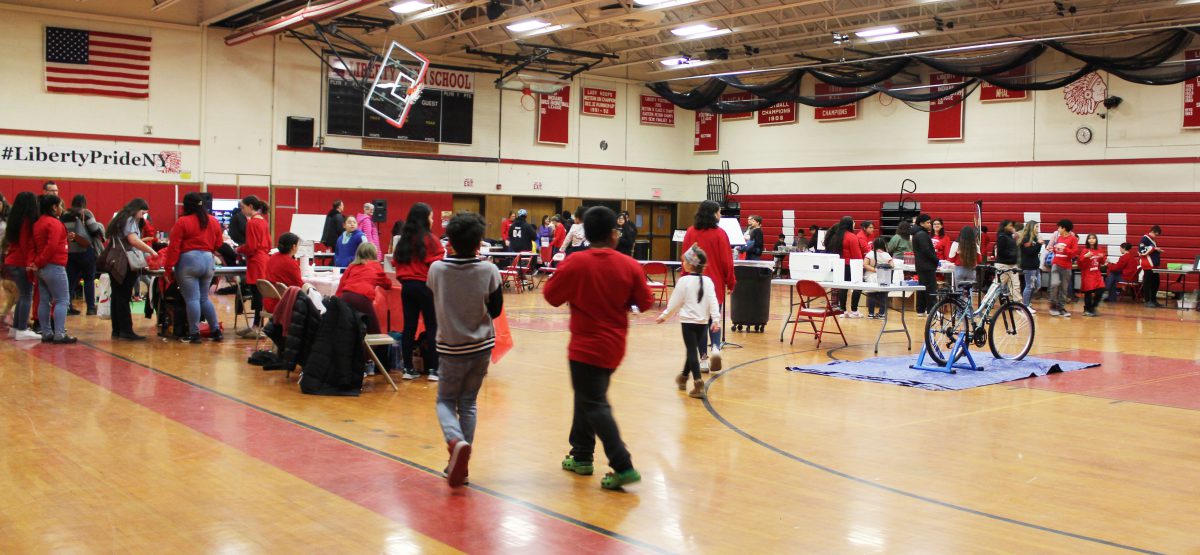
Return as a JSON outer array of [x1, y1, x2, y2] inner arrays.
[[1078, 233, 1105, 317], [864, 237, 892, 319], [543, 206, 654, 491], [427, 212, 503, 488], [654, 245, 721, 399]]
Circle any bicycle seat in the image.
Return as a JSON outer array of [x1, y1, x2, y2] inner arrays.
[[957, 280, 977, 292]]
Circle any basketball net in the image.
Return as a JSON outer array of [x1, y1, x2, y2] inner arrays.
[[520, 85, 537, 112]]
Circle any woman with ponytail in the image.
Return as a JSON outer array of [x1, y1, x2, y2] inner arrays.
[[236, 195, 270, 338], [393, 202, 445, 381], [163, 192, 223, 343]]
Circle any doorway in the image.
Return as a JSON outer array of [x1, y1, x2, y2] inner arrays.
[[634, 202, 676, 260], [453, 195, 482, 215], [511, 197, 561, 229]]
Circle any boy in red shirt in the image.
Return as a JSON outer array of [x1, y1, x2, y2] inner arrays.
[[1048, 219, 1078, 317], [543, 206, 654, 491]]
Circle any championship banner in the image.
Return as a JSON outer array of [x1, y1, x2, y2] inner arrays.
[[694, 111, 718, 153], [640, 94, 675, 126], [980, 66, 1030, 103], [814, 83, 858, 121], [1185, 50, 1200, 129], [720, 91, 753, 120], [582, 87, 617, 117], [757, 102, 796, 126], [928, 72, 966, 141], [537, 86, 570, 145], [0, 142, 187, 179]]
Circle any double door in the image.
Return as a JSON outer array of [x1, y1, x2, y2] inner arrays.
[[634, 203, 676, 261]]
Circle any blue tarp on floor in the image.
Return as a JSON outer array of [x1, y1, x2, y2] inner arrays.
[[786, 354, 1099, 391]]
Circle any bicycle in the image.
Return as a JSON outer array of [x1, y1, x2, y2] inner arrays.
[[923, 266, 1036, 366]]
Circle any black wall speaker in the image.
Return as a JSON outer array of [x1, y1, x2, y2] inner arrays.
[[372, 199, 387, 222], [286, 116, 314, 148]]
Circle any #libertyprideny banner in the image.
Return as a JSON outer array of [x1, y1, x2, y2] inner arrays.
[[0, 143, 186, 178]]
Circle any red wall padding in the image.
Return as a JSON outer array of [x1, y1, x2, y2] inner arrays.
[[732, 192, 1200, 268], [0, 178, 184, 230]]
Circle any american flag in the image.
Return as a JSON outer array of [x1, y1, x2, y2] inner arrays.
[[45, 27, 151, 99]]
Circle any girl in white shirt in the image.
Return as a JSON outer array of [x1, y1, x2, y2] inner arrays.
[[559, 206, 588, 256], [656, 245, 721, 399], [865, 237, 893, 319]]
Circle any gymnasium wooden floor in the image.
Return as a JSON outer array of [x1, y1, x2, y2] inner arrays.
[[2, 284, 1198, 554]]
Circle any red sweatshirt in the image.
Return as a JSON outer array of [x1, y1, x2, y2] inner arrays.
[[543, 248, 655, 370], [32, 215, 68, 268], [841, 230, 863, 261], [1051, 233, 1078, 270], [3, 222, 33, 267], [933, 234, 951, 261], [551, 222, 566, 251], [237, 216, 271, 283], [1108, 250, 1139, 282], [263, 252, 304, 313], [337, 261, 392, 299], [855, 230, 871, 254], [393, 234, 445, 282], [682, 226, 736, 299], [163, 214, 223, 272]]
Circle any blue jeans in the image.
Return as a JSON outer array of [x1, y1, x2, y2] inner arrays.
[[176, 250, 218, 335], [1022, 269, 1041, 305], [4, 265, 35, 330], [708, 304, 723, 352], [436, 350, 490, 444], [37, 264, 70, 338], [1104, 272, 1123, 301]]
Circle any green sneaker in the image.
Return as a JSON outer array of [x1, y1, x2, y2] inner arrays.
[[561, 455, 594, 476], [600, 468, 641, 490]]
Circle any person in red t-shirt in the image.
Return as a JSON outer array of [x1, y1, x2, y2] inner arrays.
[[337, 242, 391, 335], [550, 214, 566, 253], [932, 218, 950, 261], [236, 195, 271, 337], [164, 192, 225, 343], [1047, 219, 1078, 317], [263, 232, 310, 314], [394, 202, 446, 381], [1078, 233, 1105, 317], [3, 192, 41, 340], [682, 200, 735, 372], [32, 194, 75, 343], [1104, 242, 1138, 302], [500, 211, 514, 249], [543, 206, 653, 491]]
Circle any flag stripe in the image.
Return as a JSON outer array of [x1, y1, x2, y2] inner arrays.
[[91, 48, 151, 61], [46, 87, 148, 99], [47, 80, 149, 92], [90, 30, 152, 43], [90, 40, 152, 52], [46, 66, 149, 80], [47, 76, 149, 89], [85, 59, 150, 71]]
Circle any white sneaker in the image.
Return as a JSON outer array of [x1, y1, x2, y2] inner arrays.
[[14, 329, 41, 341], [1027, 307, 1037, 314], [631, 306, 640, 314], [700, 358, 710, 373], [847, 311, 863, 319], [7, 327, 14, 339], [427, 370, 440, 382]]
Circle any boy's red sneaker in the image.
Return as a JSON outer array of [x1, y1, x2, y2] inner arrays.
[[447, 439, 472, 488]]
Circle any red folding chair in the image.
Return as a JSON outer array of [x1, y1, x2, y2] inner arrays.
[[643, 262, 670, 306], [498, 253, 525, 293], [534, 252, 563, 288], [789, 280, 847, 348]]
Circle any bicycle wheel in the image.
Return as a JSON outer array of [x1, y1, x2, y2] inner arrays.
[[988, 302, 1035, 360], [923, 297, 969, 366]]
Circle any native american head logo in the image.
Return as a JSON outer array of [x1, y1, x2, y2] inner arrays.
[[1063, 72, 1107, 115]]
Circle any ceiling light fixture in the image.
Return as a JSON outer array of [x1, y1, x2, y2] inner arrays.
[[390, 0, 433, 14], [524, 24, 565, 36], [855, 26, 899, 38], [661, 56, 714, 69], [635, 0, 699, 7], [832, 32, 850, 45], [672, 23, 717, 36], [864, 31, 920, 43], [506, 19, 551, 33]]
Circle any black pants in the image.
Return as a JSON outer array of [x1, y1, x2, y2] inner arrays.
[[916, 268, 937, 313], [1083, 289, 1103, 312], [66, 249, 97, 310], [850, 290, 863, 312], [836, 265, 851, 308], [110, 272, 137, 335], [1143, 269, 1159, 303], [680, 323, 707, 380], [867, 292, 887, 316], [400, 280, 439, 372], [568, 360, 632, 472], [250, 285, 263, 326]]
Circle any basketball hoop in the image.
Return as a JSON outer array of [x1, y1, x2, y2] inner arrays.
[[365, 41, 430, 129], [520, 85, 537, 111]]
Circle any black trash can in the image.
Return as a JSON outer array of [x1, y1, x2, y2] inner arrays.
[[731, 264, 773, 333], [634, 240, 651, 260]]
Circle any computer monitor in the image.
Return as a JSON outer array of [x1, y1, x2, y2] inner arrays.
[[211, 199, 239, 227]]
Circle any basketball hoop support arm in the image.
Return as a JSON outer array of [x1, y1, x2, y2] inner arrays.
[[466, 43, 618, 87], [288, 24, 384, 90]]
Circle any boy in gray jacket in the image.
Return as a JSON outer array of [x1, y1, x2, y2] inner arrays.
[[427, 212, 503, 488]]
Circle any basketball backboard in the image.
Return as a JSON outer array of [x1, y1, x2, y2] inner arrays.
[[364, 41, 430, 129]]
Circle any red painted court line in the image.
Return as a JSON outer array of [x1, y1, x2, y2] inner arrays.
[[30, 344, 651, 554], [1018, 349, 1200, 411]]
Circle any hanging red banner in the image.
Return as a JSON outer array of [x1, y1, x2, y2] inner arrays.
[[582, 87, 617, 117], [814, 83, 858, 121], [720, 91, 753, 120], [537, 86, 570, 145], [1185, 50, 1200, 129], [980, 66, 1030, 103], [694, 111, 718, 153], [640, 94, 675, 126], [757, 102, 796, 126], [928, 73, 965, 141]]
